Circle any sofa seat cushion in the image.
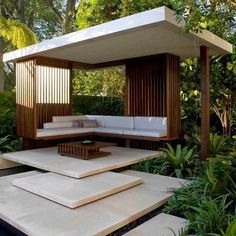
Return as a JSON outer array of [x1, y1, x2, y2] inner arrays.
[[134, 117, 167, 130], [52, 116, 86, 123], [103, 116, 134, 129], [123, 129, 167, 138], [37, 128, 93, 137], [94, 127, 123, 135]]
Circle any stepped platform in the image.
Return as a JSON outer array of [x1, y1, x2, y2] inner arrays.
[[2, 146, 160, 178], [0, 170, 187, 236], [13, 171, 143, 208], [124, 213, 188, 236]]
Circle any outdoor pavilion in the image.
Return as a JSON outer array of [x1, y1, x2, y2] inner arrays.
[[3, 6, 233, 159]]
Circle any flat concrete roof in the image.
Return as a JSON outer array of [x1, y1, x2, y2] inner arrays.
[[3, 6, 233, 64]]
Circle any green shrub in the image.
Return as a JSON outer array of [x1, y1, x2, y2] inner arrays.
[[160, 144, 198, 178], [163, 155, 236, 235], [133, 144, 198, 178], [133, 158, 168, 175], [0, 92, 22, 152], [210, 133, 229, 157], [187, 195, 234, 235], [0, 92, 16, 114], [221, 220, 236, 236]]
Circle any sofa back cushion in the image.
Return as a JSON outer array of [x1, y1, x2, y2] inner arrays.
[[104, 116, 134, 129], [43, 122, 73, 129], [134, 117, 167, 131], [52, 115, 86, 123], [85, 115, 105, 127]]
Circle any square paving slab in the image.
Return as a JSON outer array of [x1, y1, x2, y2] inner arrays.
[[124, 213, 188, 236], [0, 170, 187, 236], [2, 146, 160, 178], [13, 171, 143, 208]]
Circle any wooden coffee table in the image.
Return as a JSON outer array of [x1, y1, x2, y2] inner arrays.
[[58, 141, 116, 160]]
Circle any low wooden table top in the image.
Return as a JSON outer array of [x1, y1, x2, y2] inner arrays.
[[59, 141, 116, 149], [58, 141, 117, 160]]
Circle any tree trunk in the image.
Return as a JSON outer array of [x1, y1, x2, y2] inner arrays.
[[16, 0, 25, 23], [63, 0, 76, 34], [213, 94, 232, 136], [48, 0, 76, 34]]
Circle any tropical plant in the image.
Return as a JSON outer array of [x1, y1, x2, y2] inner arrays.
[[0, 15, 37, 49], [164, 155, 236, 236], [0, 135, 21, 153], [133, 158, 167, 175], [160, 144, 198, 178], [221, 220, 236, 236], [0, 135, 12, 152], [210, 133, 229, 157], [187, 195, 234, 235]]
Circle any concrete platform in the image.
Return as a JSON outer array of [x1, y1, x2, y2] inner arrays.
[[124, 213, 188, 236], [13, 171, 143, 208], [0, 170, 187, 236], [2, 146, 160, 178]]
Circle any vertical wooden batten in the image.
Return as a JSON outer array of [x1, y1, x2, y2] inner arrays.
[[200, 46, 210, 160]]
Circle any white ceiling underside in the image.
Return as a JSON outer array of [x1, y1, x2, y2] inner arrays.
[[3, 6, 233, 64]]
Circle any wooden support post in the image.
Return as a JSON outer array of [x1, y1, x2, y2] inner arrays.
[[200, 46, 210, 160]]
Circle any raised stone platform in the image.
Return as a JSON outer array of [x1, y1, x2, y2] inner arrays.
[[13, 171, 143, 208], [2, 146, 160, 178], [124, 213, 188, 236], [0, 170, 187, 236]]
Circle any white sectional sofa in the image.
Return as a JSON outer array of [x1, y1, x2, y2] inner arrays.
[[37, 115, 167, 140]]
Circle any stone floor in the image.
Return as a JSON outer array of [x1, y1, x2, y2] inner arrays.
[[13, 171, 143, 208], [0, 170, 187, 236], [124, 213, 188, 236], [1, 146, 160, 178], [0, 146, 188, 235]]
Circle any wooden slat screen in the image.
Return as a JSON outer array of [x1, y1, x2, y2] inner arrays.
[[35, 57, 72, 128], [126, 54, 180, 149], [126, 56, 167, 117], [16, 59, 36, 139], [15, 57, 72, 140]]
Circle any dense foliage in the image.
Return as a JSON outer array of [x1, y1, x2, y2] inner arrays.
[[0, 92, 21, 152], [73, 67, 125, 97], [134, 135, 236, 235], [73, 95, 124, 115], [164, 154, 236, 235]]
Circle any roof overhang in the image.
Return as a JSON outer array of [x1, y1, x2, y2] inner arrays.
[[3, 6, 233, 65]]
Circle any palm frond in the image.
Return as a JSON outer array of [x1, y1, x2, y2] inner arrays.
[[0, 15, 37, 48]]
